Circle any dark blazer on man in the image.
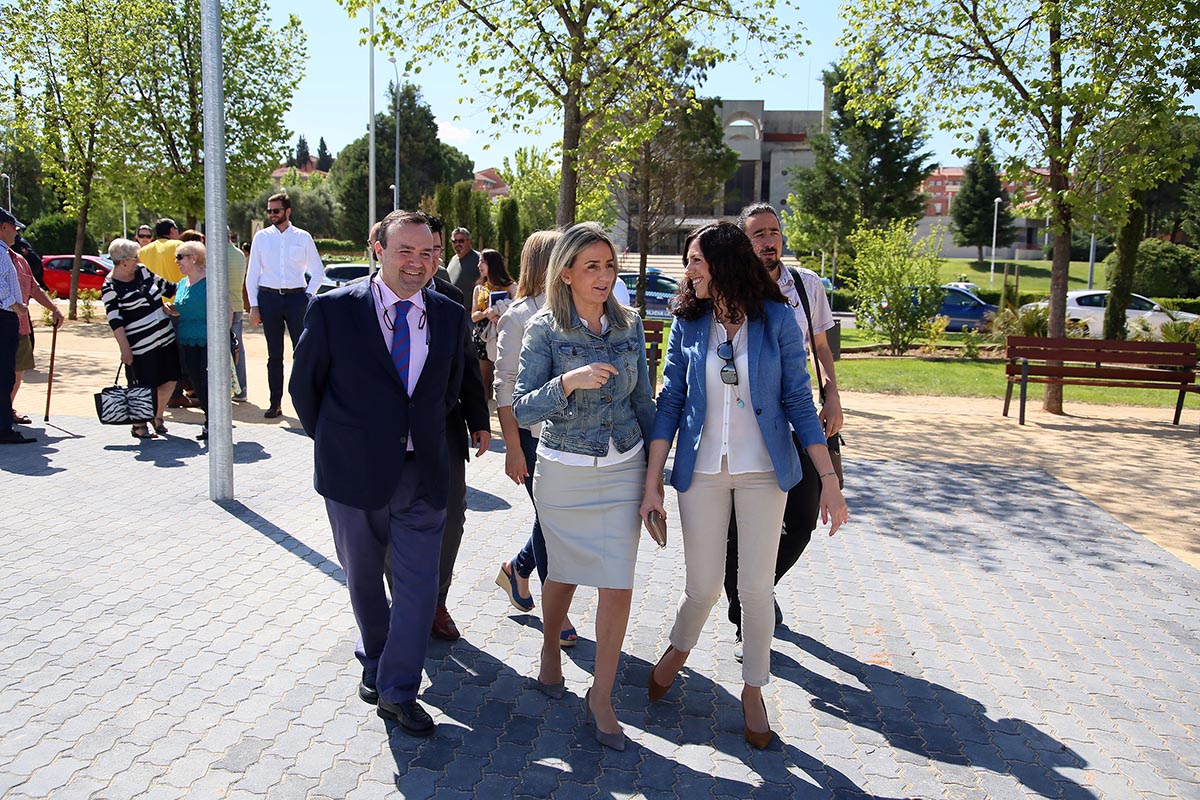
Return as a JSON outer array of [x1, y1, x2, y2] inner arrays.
[[290, 278, 465, 510], [431, 276, 489, 459]]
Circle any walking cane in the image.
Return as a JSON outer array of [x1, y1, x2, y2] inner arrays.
[[43, 321, 59, 422]]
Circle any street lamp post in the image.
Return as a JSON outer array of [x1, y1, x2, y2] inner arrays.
[[0, 173, 10, 212], [367, 4, 376, 270], [388, 56, 401, 212], [990, 196, 1001, 288]]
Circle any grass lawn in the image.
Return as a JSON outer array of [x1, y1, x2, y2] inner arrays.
[[937, 257, 1100, 295], [836, 355, 1200, 409]]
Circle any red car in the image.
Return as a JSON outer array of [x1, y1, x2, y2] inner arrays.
[[40, 255, 112, 297]]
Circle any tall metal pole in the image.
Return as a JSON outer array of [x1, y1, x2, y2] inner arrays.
[[990, 196, 1001, 288], [200, 0, 233, 501], [0, 173, 10, 212], [389, 57, 400, 211], [1087, 150, 1103, 290], [368, 5, 377, 259]]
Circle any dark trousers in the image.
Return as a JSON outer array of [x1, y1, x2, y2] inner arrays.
[[326, 457, 446, 704], [259, 290, 307, 407], [179, 344, 209, 423], [511, 428, 548, 583], [437, 444, 467, 607], [725, 433, 819, 630], [0, 310, 17, 432]]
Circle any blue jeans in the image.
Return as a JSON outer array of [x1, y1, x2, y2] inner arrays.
[[509, 428, 547, 583]]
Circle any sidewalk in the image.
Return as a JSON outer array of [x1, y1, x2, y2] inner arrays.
[[2, 316, 1199, 798]]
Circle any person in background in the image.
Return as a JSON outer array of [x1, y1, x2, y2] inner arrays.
[[180, 229, 204, 243], [246, 192, 324, 419], [173, 241, 230, 441], [102, 237, 181, 440], [226, 229, 248, 402], [512, 223, 656, 751], [134, 225, 154, 248], [492, 230, 579, 647], [0, 209, 32, 444], [441, 227, 481, 298], [139, 218, 182, 283], [12, 235, 44, 291], [470, 249, 515, 401], [640, 221, 848, 749], [2, 211, 62, 429]]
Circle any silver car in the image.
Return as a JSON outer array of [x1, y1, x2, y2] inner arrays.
[[1021, 290, 1198, 337]]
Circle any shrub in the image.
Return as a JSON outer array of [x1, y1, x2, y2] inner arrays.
[[79, 288, 100, 322], [313, 238, 358, 253], [1160, 319, 1200, 344], [922, 314, 949, 353], [849, 221, 943, 356], [1152, 297, 1200, 314], [829, 289, 855, 313], [1105, 238, 1200, 298], [24, 212, 99, 256], [959, 327, 984, 359]]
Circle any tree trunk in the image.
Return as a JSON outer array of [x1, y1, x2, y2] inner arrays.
[[976, 244, 984, 267], [556, 87, 582, 228], [1104, 191, 1144, 340], [1043, 12, 1067, 414], [636, 145, 651, 316], [69, 169, 97, 321]]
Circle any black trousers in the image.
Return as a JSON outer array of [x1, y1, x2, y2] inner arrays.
[[0, 310, 18, 432], [725, 432, 819, 630], [259, 290, 308, 407]]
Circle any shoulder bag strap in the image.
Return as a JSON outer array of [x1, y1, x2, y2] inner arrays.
[[790, 267, 826, 406]]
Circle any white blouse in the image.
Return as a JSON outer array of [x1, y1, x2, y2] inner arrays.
[[693, 317, 774, 476]]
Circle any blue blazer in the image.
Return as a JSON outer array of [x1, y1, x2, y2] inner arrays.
[[650, 301, 826, 493], [289, 279, 465, 510]]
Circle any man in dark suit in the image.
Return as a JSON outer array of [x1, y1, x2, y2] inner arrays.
[[290, 210, 465, 737], [420, 214, 491, 641]]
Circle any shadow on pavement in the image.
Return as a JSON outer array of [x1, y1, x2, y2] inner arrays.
[[774, 628, 1096, 800], [466, 486, 512, 512], [217, 499, 345, 586]]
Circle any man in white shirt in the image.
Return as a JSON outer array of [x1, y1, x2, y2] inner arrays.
[[246, 192, 325, 418], [725, 202, 844, 656]]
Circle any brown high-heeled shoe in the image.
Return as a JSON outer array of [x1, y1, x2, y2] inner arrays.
[[647, 645, 678, 703], [743, 696, 773, 749]]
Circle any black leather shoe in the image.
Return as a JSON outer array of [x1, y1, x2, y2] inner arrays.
[[263, 407, 283, 419], [377, 698, 435, 737], [0, 430, 36, 444], [358, 670, 378, 705]]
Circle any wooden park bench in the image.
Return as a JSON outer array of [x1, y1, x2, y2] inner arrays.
[[1003, 336, 1200, 430], [644, 319, 666, 396]]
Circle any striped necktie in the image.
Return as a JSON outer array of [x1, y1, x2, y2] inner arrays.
[[390, 299, 413, 391]]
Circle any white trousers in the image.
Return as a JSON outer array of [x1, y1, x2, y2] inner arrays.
[[670, 463, 787, 686]]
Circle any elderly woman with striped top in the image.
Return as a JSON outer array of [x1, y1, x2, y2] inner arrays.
[[102, 237, 181, 439]]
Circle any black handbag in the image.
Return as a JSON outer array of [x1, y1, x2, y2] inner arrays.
[[94, 364, 156, 425], [791, 268, 844, 490]]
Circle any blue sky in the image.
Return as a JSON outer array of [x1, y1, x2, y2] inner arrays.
[[270, 0, 965, 172]]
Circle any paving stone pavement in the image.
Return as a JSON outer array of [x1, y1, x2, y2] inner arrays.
[[2, 415, 1199, 799]]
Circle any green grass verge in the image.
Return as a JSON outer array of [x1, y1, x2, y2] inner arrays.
[[836, 356, 1200, 409], [938, 257, 1100, 295]]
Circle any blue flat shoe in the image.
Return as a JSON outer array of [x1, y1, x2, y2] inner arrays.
[[495, 561, 535, 612], [560, 626, 578, 648]]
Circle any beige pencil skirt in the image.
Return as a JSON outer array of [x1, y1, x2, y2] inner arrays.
[[533, 455, 646, 590]]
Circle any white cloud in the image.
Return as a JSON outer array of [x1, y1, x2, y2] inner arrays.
[[436, 119, 474, 146]]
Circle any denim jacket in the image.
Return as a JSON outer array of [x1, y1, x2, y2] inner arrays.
[[513, 306, 656, 457]]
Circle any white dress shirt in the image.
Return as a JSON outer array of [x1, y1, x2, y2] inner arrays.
[[371, 273, 430, 398], [693, 317, 774, 476], [245, 221, 325, 306]]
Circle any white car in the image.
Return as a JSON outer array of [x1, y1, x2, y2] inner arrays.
[[1020, 290, 1198, 338]]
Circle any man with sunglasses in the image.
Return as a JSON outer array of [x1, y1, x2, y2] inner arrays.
[[246, 192, 324, 418], [140, 218, 183, 283], [724, 202, 845, 660], [440, 227, 480, 299]]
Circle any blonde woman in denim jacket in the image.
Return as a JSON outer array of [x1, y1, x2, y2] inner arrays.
[[513, 222, 656, 751]]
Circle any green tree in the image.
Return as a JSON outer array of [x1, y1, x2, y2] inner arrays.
[[4, 0, 148, 317], [0, 137, 56, 223], [356, 0, 799, 227], [495, 197, 522, 274], [1142, 117, 1200, 241], [1104, 238, 1200, 299], [315, 137, 334, 172], [951, 129, 1015, 266], [841, 0, 1200, 412], [849, 219, 943, 356], [471, 191, 495, 250], [614, 93, 737, 313], [294, 135, 311, 169], [328, 82, 473, 243], [452, 180, 473, 237], [127, 0, 306, 228], [501, 147, 560, 235]]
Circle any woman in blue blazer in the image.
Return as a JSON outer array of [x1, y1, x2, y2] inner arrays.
[[640, 221, 848, 749]]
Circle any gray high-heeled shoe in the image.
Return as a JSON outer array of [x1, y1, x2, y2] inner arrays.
[[534, 676, 566, 700], [583, 688, 626, 751]]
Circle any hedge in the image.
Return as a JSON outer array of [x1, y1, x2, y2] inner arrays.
[[314, 238, 359, 253]]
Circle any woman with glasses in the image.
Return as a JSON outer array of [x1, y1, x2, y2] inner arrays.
[[101, 237, 180, 439], [639, 221, 848, 749], [512, 222, 656, 751], [173, 242, 231, 440]]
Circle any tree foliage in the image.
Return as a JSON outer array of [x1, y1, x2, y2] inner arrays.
[[849, 220, 944, 356], [1104, 238, 1200, 299], [315, 137, 334, 172], [294, 135, 312, 168], [951, 129, 1015, 265], [784, 61, 933, 260], [328, 81, 473, 244], [841, 0, 1200, 411], [501, 147, 560, 236], [354, 0, 801, 226]]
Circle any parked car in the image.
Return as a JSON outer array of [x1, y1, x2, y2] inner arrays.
[[317, 263, 371, 294], [937, 285, 998, 332], [820, 276, 836, 293], [1020, 290, 1199, 338], [41, 255, 113, 297], [618, 270, 679, 319], [944, 280, 982, 295]]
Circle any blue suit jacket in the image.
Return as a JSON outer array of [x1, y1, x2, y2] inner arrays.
[[650, 301, 826, 493], [289, 279, 465, 510]]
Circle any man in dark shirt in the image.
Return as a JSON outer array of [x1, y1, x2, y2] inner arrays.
[[441, 228, 481, 299]]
